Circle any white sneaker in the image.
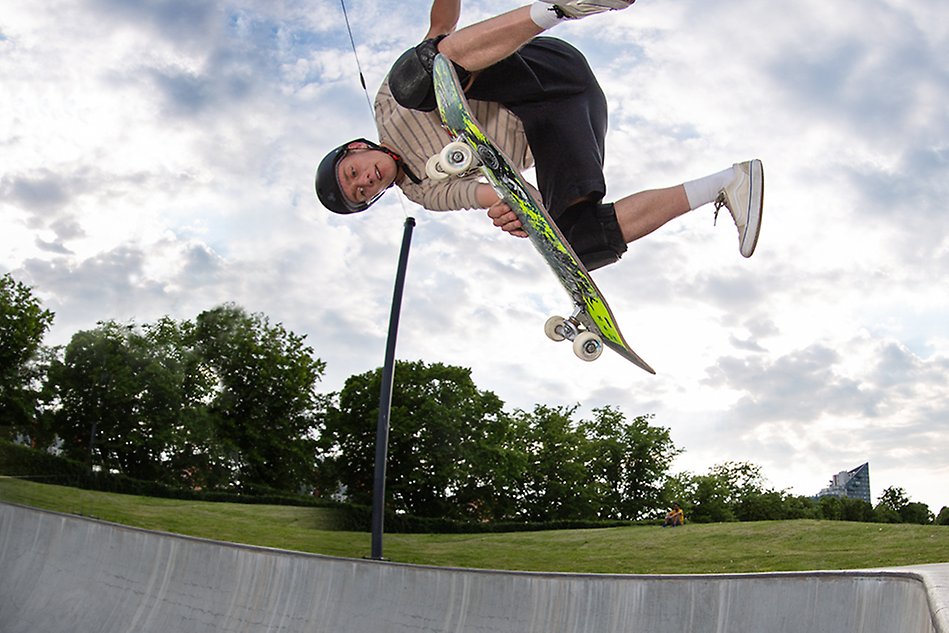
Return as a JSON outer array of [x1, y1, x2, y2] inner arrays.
[[540, 0, 635, 19], [715, 159, 764, 258]]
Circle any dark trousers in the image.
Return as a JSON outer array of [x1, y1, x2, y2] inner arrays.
[[465, 37, 609, 219]]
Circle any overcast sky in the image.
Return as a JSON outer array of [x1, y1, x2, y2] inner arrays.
[[2, 0, 947, 514]]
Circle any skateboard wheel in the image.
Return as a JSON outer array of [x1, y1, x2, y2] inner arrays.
[[544, 316, 567, 342], [425, 154, 450, 181], [439, 141, 474, 174], [573, 332, 604, 362]]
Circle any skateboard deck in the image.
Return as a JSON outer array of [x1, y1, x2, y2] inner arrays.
[[431, 54, 654, 373]]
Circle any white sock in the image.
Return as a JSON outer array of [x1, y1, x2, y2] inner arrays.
[[530, 2, 566, 30], [683, 166, 736, 210]]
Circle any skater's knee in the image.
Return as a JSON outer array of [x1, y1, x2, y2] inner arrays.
[[562, 201, 628, 271], [389, 36, 470, 112], [579, 249, 620, 271]]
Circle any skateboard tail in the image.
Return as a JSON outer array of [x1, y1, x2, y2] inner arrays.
[[604, 340, 655, 374]]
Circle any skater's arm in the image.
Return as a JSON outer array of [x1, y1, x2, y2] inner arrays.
[[426, 0, 461, 38], [400, 178, 524, 238], [478, 184, 528, 239]]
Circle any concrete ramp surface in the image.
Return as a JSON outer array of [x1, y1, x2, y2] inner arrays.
[[1, 503, 946, 633]]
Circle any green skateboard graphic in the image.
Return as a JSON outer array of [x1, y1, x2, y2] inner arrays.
[[431, 54, 654, 373]]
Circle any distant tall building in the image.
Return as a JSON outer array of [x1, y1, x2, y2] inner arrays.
[[815, 463, 871, 504]]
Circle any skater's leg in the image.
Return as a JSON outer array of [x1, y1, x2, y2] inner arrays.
[[613, 186, 691, 243], [437, 1, 634, 71], [613, 160, 764, 257], [438, 7, 543, 71]]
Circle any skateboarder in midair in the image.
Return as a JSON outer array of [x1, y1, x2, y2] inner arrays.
[[316, 0, 764, 271]]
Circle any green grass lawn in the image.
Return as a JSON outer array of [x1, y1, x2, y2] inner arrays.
[[2, 477, 946, 575]]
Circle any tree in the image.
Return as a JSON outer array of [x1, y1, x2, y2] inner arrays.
[[580, 408, 680, 520], [319, 364, 682, 523], [736, 491, 788, 521], [662, 471, 695, 517], [709, 461, 768, 504], [936, 506, 949, 526], [689, 473, 736, 523], [782, 495, 820, 520], [516, 405, 598, 522], [46, 306, 326, 492], [452, 402, 529, 522], [193, 304, 326, 492], [0, 274, 54, 442], [686, 462, 768, 523], [874, 486, 916, 523], [319, 360, 510, 519], [138, 317, 227, 489], [900, 502, 933, 525], [873, 504, 901, 524], [666, 462, 787, 523], [48, 322, 178, 480], [877, 486, 910, 513], [818, 495, 844, 521], [839, 496, 875, 522], [872, 485, 924, 523]]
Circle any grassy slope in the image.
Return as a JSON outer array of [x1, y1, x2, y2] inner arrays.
[[2, 477, 946, 575]]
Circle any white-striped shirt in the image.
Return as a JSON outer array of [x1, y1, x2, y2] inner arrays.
[[375, 77, 532, 211]]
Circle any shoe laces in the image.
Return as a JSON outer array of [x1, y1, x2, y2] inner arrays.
[[548, 4, 569, 18], [713, 191, 726, 226]]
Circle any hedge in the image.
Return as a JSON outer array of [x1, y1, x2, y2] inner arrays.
[[0, 440, 651, 534]]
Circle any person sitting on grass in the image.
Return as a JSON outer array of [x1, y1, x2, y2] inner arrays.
[[663, 502, 684, 527]]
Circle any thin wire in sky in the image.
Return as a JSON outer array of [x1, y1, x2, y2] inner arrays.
[[339, 0, 375, 119]]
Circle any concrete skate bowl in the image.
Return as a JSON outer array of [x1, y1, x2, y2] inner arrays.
[[1, 503, 946, 633]]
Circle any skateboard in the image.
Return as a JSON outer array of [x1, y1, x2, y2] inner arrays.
[[431, 53, 655, 373]]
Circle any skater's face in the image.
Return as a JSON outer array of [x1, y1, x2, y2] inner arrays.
[[336, 142, 398, 207]]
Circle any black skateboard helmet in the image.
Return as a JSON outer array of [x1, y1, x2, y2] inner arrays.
[[315, 138, 392, 215]]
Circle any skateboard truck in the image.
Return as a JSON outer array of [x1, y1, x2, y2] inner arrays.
[[426, 140, 479, 181], [543, 307, 604, 362]]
